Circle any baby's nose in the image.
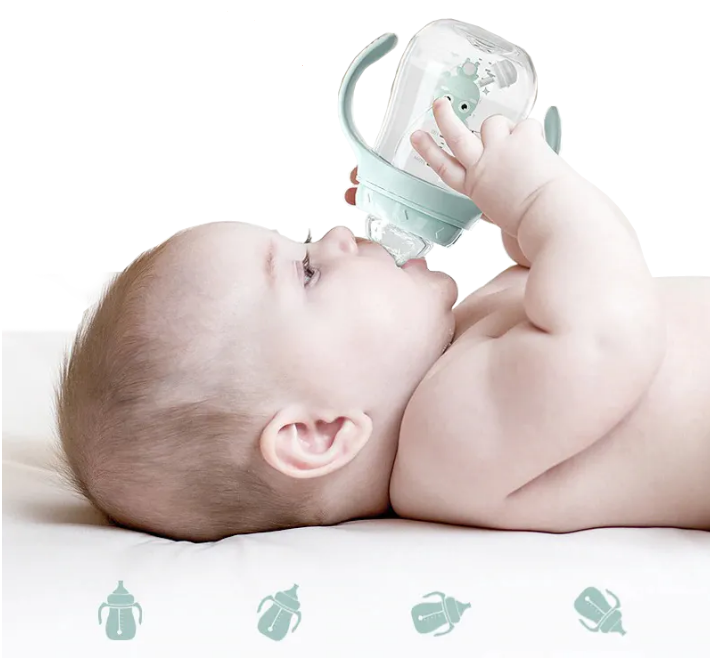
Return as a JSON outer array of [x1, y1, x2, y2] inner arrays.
[[328, 226, 358, 255]]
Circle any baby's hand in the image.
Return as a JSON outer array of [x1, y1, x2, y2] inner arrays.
[[411, 98, 570, 231], [343, 150, 530, 266]]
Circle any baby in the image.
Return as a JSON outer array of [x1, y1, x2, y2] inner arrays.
[[54, 99, 710, 541]]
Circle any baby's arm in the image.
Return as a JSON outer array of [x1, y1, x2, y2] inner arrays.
[[411, 103, 667, 500], [490, 144, 655, 336]]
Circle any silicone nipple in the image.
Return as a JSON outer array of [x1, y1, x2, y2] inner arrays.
[[107, 580, 135, 605], [367, 216, 433, 266], [453, 599, 471, 618]]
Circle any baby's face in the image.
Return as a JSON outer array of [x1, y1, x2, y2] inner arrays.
[[166, 221, 458, 412]]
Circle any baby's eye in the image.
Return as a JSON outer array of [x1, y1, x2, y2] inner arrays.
[[460, 102, 469, 112], [302, 251, 317, 286], [444, 94, 453, 102]]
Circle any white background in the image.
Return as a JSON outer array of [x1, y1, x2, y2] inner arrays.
[[2, 0, 709, 330]]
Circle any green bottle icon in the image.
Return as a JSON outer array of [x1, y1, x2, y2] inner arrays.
[[411, 591, 471, 636], [257, 584, 302, 641], [98, 581, 143, 640], [574, 587, 626, 636]]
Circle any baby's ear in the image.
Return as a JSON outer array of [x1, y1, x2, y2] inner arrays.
[[259, 406, 372, 479]]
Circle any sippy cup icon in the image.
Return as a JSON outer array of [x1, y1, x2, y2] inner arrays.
[[411, 591, 471, 636], [257, 584, 302, 641], [98, 580, 143, 640], [574, 587, 627, 636]]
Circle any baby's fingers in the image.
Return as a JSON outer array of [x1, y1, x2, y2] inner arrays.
[[345, 166, 358, 205], [432, 97, 483, 167], [410, 130, 466, 193]]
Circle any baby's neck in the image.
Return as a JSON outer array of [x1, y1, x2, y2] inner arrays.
[[323, 406, 404, 523]]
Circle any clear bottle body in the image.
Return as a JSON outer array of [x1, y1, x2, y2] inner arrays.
[[366, 19, 537, 264]]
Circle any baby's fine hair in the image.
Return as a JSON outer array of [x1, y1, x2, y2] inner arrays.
[[52, 229, 318, 541]]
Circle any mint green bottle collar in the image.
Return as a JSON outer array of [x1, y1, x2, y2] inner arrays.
[[338, 33, 562, 247]]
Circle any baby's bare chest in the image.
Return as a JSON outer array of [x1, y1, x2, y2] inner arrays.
[[393, 275, 710, 531]]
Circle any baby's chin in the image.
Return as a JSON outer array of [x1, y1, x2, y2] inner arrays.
[[443, 272, 459, 308]]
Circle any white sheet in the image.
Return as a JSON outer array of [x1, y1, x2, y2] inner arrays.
[[4, 330, 709, 660]]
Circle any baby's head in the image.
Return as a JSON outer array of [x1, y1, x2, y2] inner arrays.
[[54, 221, 458, 541]]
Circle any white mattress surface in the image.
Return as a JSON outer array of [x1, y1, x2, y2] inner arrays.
[[3, 330, 710, 660]]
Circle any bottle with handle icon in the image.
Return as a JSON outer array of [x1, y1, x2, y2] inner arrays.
[[98, 580, 143, 641], [257, 584, 302, 641], [411, 590, 471, 636], [574, 586, 627, 636]]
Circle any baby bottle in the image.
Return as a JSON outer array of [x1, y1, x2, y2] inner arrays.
[[98, 580, 143, 640], [257, 584, 302, 641], [574, 587, 627, 636], [411, 590, 471, 636], [338, 19, 562, 265]]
